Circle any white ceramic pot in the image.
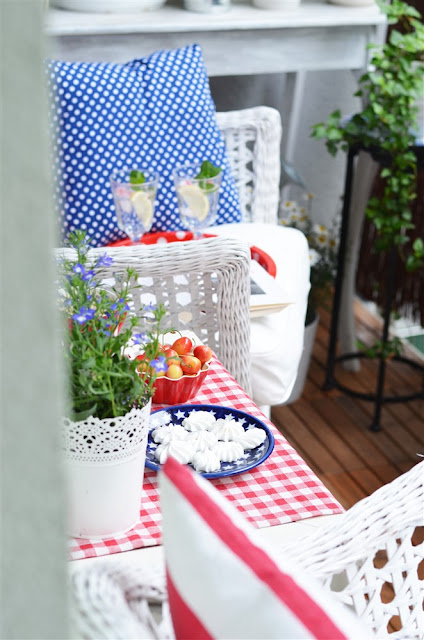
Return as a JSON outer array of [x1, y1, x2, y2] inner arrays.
[[327, 0, 375, 6], [285, 312, 319, 404], [184, 0, 230, 12], [50, 0, 166, 12], [62, 401, 151, 539], [253, 0, 300, 9]]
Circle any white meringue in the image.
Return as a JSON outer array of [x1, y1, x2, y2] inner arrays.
[[182, 410, 217, 432], [214, 418, 245, 442], [188, 430, 218, 452], [212, 440, 245, 462], [192, 449, 221, 473], [151, 424, 188, 444], [235, 427, 267, 450], [154, 440, 195, 465]]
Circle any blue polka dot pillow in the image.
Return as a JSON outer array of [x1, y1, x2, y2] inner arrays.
[[48, 45, 242, 247]]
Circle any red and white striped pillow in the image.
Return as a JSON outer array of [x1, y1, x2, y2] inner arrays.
[[159, 457, 372, 640]]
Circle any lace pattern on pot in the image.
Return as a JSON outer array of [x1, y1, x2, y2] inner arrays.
[[62, 403, 151, 464]]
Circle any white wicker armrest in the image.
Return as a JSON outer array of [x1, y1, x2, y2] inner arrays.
[[71, 562, 174, 639], [217, 106, 282, 225], [56, 236, 252, 396], [280, 461, 424, 639]]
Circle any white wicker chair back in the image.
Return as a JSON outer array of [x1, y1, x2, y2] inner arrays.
[[57, 236, 252, 396], [216, 106, 282, 225], [280, 461, 424, 639]]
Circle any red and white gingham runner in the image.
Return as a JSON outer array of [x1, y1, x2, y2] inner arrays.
[[69, 357, 344, 560]]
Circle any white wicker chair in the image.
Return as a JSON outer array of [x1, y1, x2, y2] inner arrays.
[[216, 106, 282, 224], [57, 236, 252, 396], [280, 461, 424, 639]]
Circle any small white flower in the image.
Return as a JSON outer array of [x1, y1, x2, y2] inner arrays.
[[313, 223, 328, 237], [309, 249, 321, 267], [315, 233, 329, 248]]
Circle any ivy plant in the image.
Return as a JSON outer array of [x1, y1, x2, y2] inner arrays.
[[312, 0, 424, 271]]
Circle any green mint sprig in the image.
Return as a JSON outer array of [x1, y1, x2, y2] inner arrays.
[[129, 169, 146, 185], [196, 160, 221, 192]]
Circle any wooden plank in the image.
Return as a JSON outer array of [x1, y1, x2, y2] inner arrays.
[[275, 300, 422, 512], [290, 399, 369, 471], [336, 396, 413, 466], [324, 472, 367, 508]]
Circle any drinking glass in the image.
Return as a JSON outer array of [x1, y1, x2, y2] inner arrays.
[[110, 168, 159, 243], [173, 162, 222, 238]]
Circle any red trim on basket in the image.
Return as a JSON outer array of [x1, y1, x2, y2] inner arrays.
[[162, 457, 348, 640], [167, 569, 213, 640], [108, 231, 277, 278]]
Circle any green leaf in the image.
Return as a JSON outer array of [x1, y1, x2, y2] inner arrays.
[[195, 160, 221, 180], [413, 237, 424, 257], [72, 405, 98, 422], [129, 170, 146, 185]]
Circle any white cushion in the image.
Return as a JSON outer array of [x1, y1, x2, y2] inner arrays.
[[210, 223, 310, 406], [159, 456, 373, 639]]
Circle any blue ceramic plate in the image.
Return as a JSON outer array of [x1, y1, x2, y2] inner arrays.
[[145, 404, 275, 479]]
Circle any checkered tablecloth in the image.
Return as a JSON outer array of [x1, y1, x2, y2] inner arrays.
[[69, 357, 344, 560]]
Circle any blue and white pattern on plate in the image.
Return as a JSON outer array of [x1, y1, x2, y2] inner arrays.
[[145, 404, 275, 479], [47, 44, 242, 248]]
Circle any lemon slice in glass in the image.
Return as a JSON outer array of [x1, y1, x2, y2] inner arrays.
[[131, 191, 154, 228], [178, 184, 209, 221]]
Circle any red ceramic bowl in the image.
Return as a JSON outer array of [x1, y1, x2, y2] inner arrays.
[[151, 362, 211, 405]]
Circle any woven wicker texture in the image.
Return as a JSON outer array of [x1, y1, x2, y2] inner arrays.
[[70, 463, 423, 639], [216, 106, 281, 224], [71, 562, 173, 639], [57, 236, 252, 396], [281, 461, 424, 639]]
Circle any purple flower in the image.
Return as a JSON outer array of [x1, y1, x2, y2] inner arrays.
[[96, 253, 114, 268], [150, 356, 167, 373], [72, 306, 95, 325]]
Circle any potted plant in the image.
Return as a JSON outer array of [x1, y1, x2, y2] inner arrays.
[[310, 0, 424, 364], [312, 0, 424, 273], [57, 231, 166, 539], [279, 203, 338, 401]]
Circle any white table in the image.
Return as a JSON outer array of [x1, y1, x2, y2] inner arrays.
[[45, 0, 386, 159], [69, 513, 343, 571]]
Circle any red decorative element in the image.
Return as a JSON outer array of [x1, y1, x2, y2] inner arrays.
[[108, 231, 277, 278], [151, 363, 210, 405]]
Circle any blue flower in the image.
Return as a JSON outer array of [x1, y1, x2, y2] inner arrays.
[[82, 270, 95, 283], [111, 298, 130, 312], [72, 263, 86, 277], [96, 253, 114, 268], [150, 356, 167, 373], [72, 306, 95, 325], [132, 332, 149, 345], [73, 263, 96, 284], [144, 302, 156, 312]]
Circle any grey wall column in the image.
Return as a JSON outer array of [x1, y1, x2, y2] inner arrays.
[[1, 2, 69, 638]]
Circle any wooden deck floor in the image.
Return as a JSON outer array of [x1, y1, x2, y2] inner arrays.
[[271, 299, 424, 510]]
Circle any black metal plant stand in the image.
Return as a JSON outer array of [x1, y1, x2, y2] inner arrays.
[[324, 144, 424, 432]]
